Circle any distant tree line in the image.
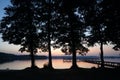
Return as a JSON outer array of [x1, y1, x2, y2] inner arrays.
[[0, 0, 120, 69], [0, 52, 47, 64]]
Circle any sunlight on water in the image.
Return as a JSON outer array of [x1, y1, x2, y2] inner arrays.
[[0, 60, 31, 70], [52, 59, 72, 69], [77, 61, 98, 68], [0, 59, 99, 70], [36, 60, 48, 68]]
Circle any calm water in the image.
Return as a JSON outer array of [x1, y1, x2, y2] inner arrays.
[[0, 59, 98, 70], [104, 58, 120, 63], [0, 58, 119, 70]]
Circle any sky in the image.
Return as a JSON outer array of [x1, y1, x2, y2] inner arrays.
[[0, 0, 119, 56]]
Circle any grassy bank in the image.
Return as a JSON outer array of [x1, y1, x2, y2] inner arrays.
[[0, 68, 119, 80]]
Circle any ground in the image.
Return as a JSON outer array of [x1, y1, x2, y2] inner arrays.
[[0, 67, 120, 80]]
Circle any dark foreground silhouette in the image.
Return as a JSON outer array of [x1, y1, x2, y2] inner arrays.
[[0, 68, 119, 80]]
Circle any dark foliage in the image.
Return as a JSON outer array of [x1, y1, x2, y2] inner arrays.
[[0, 0, 42, 68], [0, 0, 120, 70]]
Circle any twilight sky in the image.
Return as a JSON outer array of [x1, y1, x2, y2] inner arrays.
[[0, 0, 119, 56]]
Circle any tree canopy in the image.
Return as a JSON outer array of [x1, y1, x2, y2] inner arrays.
[[0, 0, 120, 69]]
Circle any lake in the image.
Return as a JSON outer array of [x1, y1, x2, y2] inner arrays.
[[0, 58, 120, 70], [0, 59, 98, 70]]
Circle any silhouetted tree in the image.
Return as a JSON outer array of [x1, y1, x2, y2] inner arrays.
[[0, 0, 41, 68], [35, 0, 63, 69], [47, 0, 52, 69], [61, 43, 89, 56], [52, 0, 89, 69], [101, 0, 120, 51], [85, 0, 110, 68]]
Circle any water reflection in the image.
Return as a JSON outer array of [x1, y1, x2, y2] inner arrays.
[[0, 60, 31, 70], [52, 59, 72, 69], [0, 59, 98, 70], [77, 61, 98, 68]]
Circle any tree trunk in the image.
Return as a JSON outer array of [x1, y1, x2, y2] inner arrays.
[[71, 42, 78, 69], [48, 39, 53, 69], [69, 11, 78, 69], [30, 50, 36, 68], [100, 41, 104, 68], [48, 25, 53, 69], [47, 0, 53, 69], [70, 24, 78, 69], [29, 37, 36, 69]]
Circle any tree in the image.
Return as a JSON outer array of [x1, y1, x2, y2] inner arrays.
[[52, 0, 89, 69], [0, 0, 41, 69], [85, 0, 110, 68], [47, 0, 52, 69], [101, 0, 120, 51], [35, 0, 63, 69]]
